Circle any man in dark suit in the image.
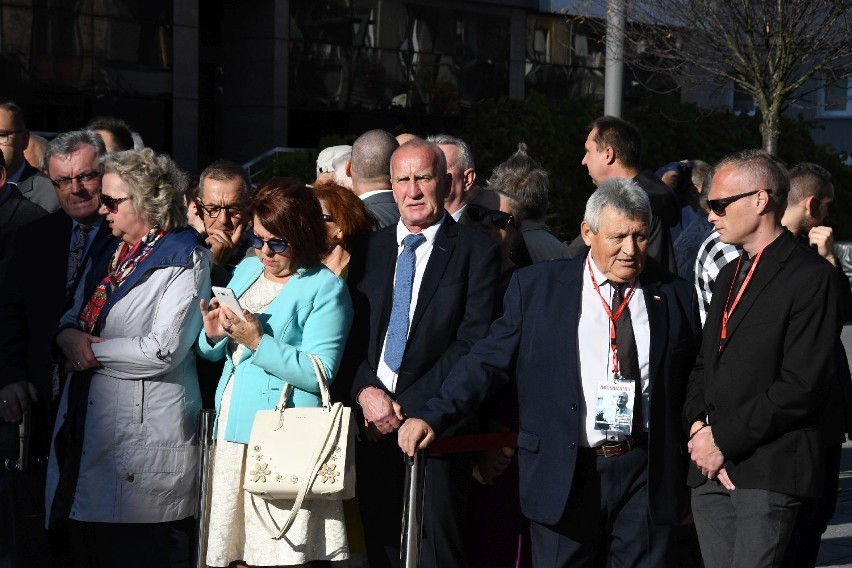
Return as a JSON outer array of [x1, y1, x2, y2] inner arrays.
[[0, 130, 114, 566], [400, 178, 701, 567], [684, 150, 839, 568], [347, 129, 400, 229], [345, 138, 500, 567], [0, 98, 59, 213], [0, 151, 48, 272]]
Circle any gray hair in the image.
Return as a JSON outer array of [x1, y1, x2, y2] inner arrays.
[[426, 134, 475, 171], [486, 142, 549, 221], [102, 148, 188, 231], [583, 178, 651, 233], [714, 149, 789, 212], [43, 130, 106, 173]]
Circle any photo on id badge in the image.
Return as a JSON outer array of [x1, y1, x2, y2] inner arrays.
[[594, 382, 635, 440]]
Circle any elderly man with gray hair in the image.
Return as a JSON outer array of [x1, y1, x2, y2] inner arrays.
[[400, 177, 701, 567]]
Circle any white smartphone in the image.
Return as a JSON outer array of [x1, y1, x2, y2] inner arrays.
[[211, 286, 247, 321]]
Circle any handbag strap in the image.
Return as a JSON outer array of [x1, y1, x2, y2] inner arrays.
[[251, 354, 342, 539], [273, 354, 333, 430], [251, 401, 344, 539]]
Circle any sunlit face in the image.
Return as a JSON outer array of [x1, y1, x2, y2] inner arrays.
[[581, 205, 648, 283], [197, 177, 247, 235], [581, 128, 610, 187], [252, 215, 295, 279], [47, 144, 103, 224], [100, 172, 150, 244], [706, 166, 762, 247], [439, 143, 473, 215], [391, 145, 449, 233]]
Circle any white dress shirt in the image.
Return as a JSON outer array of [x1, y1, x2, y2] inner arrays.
[[576, 256, 650, 447], [376, 215, 445, 392]]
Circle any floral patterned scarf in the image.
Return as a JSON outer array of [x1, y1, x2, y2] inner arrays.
[[78, 227, 166, 334]]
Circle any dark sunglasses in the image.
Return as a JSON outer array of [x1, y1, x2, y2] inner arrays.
[[707, 189, 771, 216], [249, 232, 289, 254], [467, 203, 515, 229], [99, 193, 130, 213]]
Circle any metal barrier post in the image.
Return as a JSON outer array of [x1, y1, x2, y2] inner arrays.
[[400, 450, 426, 568], [196, 410, 216, 568]]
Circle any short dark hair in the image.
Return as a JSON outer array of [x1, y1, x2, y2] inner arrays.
[[198, 159, 251, 200], [350, 129, 399, 182], [0, 98, 26, 130], [312, 181, 376, 250], [788, 162, 833, 205], [86, 116, 135, 151], [250, 178, 329, 268], [588, 116, 641, 169]]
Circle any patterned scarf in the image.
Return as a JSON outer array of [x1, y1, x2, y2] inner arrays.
[[78, 227, 166, 334]]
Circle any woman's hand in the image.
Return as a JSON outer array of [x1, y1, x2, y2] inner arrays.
[[56, 328, 103, 372], [219, 305, 263, 350], [200, 298, 227, 343]]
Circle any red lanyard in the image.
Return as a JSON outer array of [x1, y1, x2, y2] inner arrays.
[[719, 249, 764, 348], [587, 257, 637, 375]]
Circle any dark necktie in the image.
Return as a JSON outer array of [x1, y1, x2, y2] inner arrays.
[[384, 233, 426, 372], [66, 223, 92, 292], [613, 282, 643, 435], [732, 253, 753, 297]]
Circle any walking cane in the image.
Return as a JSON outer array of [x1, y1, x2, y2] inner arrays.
[[400, 449, 426, 568], [4, 408, 30, 473], [196, 409, 216, 568]]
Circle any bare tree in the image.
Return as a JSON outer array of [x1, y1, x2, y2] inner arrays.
[[573, 0, 852, 155]]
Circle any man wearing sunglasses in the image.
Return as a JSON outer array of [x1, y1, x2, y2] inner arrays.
[[194, 159, 251, 286], [685, 150, 839, 568], [0, 129, 117, 566]]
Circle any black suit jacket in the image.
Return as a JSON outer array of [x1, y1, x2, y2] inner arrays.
[[684, 230, 839, 498], [0, 211, 116, 456], [361, 190, 400, 230], [344, 215, 500, 416], [415, 256, 702, 526]]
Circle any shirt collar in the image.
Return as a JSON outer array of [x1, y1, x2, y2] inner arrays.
[[585, 253, 638, 290], [395, 212, 445, 247]]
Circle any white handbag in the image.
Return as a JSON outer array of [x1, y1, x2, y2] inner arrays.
[[243, 354, 355, 539]]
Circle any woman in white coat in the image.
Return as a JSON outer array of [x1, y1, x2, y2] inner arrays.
[[51, 148, 211, 567]]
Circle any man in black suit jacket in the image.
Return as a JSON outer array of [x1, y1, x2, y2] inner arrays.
[[345, 139, 500, 567], [684, 151, 839, 568], [0, 130, 114, 566], [0, 151, 48, 272], [347, 129, 400, 229], [400, 178, 701, 567]]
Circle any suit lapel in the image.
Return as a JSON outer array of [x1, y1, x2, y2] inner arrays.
[[410, 220, 456, 333], [640, 275, 668, 393], [369, 228, 399, 364]]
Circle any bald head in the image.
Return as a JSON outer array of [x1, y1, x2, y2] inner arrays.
[[349, 129, 399, 195]]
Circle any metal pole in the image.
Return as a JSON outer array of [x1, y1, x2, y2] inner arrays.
[[604, 0, 625, 118], [400, 450, 426, 568], [196, 409, 216, 568]]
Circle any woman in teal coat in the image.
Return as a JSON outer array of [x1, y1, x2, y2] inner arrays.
[[197, 179, 353, 568]]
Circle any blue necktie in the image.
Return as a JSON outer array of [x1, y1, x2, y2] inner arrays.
[[384, 233, 426, 372]]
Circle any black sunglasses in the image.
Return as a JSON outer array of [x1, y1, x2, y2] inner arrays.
[[467, 203, 515, 229], [707, 189, 771, 216], [249, 232, 289, 254], [99, 193, 130, 213]]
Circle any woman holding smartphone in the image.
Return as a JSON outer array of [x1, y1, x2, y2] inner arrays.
[[197, 178, 353, 568]]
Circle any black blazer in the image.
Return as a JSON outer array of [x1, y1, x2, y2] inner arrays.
[[361, 190, 400, 230], [343, 215, 500, 416], [415, 255, 702, 526], [684, 230, 839, 498], [0, 211, 115, 455]]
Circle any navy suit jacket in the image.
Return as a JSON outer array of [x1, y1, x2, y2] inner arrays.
[[415, 255, 702, 526], [344, 215, 500, 417]]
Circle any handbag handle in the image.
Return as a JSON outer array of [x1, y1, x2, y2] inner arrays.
[[251, 354, 343, 539], [273, 354, 333, 431]]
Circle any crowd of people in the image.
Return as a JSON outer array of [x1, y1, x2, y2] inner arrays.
[[0, 93, 850, 568]]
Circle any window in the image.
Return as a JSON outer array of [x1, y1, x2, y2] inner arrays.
[[818, 76, 852, 117]]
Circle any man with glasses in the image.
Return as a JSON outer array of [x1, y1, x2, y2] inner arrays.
[[684, 150, 839, 568], [193, 159, 251, 286], [0, 98, 59, 213], [0, 129, 116, 565]]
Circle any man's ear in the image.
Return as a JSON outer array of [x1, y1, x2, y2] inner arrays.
[[580, 220, 594, 246], [604, 146, 617, 166], [804, 195, 820, 219], [345, 159, 351, 178], [463, 168, 476, 191], [0, 166, 7, 189]]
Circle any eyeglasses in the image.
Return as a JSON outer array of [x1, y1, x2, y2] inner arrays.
[[707, 189, 771, 216], [467, 203, 516, 229], [196, 200, 245, 219], [249, 233, 289, 254], [322, 213, 334, 222], [99, 193, 130, 213], [0, 130, 23, 145], [50, 170, 102, 191]]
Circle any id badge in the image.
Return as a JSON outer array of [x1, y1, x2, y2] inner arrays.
[[593, 374, 636, 439]]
